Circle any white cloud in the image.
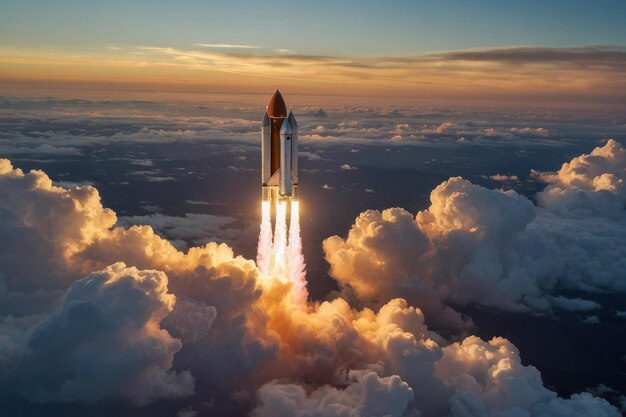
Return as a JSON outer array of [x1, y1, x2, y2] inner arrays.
[[0, 156, 621, 416], [536, 139, 626, 217], [251, 296, 619, 417], [147, 176, 177, 182], [340, 164, 357, 170], [300, 151, 325, 160], [490, 173, 519, 182], [509, 127, 551, 137], [324, 140, 626, 326], [13, 263, 194, 403], [254, 370, 413, 417], [117, 213, 238, 244], [0, 158, 277, 397]]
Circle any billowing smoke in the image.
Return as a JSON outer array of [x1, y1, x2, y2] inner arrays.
[[324, 139, 626, 329], [0, 149, 621, 416]]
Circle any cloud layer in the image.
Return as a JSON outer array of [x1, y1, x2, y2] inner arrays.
[[14, 263, 193, 403], [0, 143, 622, 416], [324, 140, 626, 328]]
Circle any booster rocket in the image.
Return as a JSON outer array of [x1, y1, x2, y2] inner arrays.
[[257, 90, 307, 299], [262, 90, 298, 199]]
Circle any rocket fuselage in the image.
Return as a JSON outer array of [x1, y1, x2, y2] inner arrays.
[[270, 117, 284, 176], [262, 90, 298, 197]]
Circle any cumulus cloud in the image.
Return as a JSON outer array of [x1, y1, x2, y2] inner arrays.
[[117, 213, 239, 245], [0, 157, 621, 416], [161, 296, 217, 344], [435, 336, 616, 416], [324, 140, 626, 325], [251, 296, 619, 417], [0, 158, 277, 399], [253, 370, 413, 417], [509, 127, 551, 137], [13, 263, 193, 404], [0, 159, 118, 293], [418, 122, 456, 134], [300, 151, 326, 160], [446, 380, 618, 417], [535, 139, 626, 217], [489, 173, 519, 182]]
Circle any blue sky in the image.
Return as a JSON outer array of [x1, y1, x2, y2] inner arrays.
[[2, 0, 626, 55]]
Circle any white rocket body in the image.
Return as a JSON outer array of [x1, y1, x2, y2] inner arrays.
[[261, 90, 298, 198], [261, 112, 271, 184]]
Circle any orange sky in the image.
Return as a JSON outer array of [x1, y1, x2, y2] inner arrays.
[[1, 45, 625, 108]]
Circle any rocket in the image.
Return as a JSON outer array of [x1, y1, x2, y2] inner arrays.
[[257, 91, 306, 290], [262, 90, 298, 199]]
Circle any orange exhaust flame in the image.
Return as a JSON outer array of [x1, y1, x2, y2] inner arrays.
[[256, 195, 307, 305]]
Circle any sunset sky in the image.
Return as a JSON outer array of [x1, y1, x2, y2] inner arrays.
[[2, 2, 626, 417], [2, 0, 626, 105]]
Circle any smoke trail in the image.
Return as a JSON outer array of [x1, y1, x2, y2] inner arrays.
[[256, 195, 307, 304], [272, 200, 288, 278], [287, 200, 308, 305], [256, 200, 273, 278]]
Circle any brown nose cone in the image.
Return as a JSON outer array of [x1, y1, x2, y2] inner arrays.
[[267, 90, 287, 118]]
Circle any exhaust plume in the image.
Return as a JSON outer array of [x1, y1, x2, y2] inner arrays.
[[287, 200, 308, 305], [256, 200, 273, 278]]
